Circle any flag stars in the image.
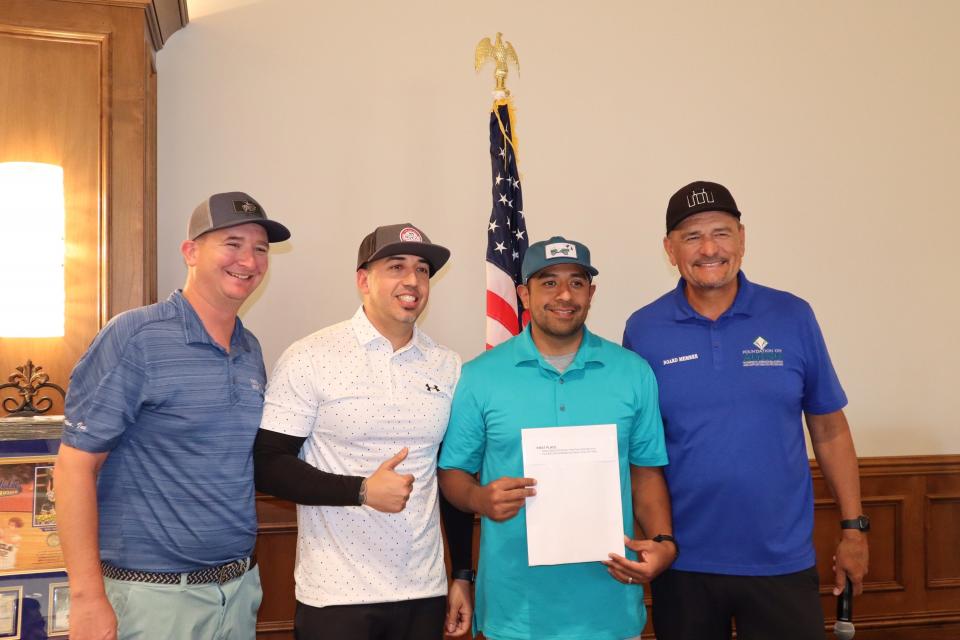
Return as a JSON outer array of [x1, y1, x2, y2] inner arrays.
[[498, 146, 506, 158], [495, 173, 504, 185], [488, 219, 499, 232], [498, 193, 509, 205], [512, 178, 520, 189], [514, 229, 525, 240], [512, 250, 519, 260], [494, 242, 507, 254]]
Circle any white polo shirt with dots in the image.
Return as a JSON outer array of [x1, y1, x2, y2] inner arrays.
[[260, 306, 461, 607]]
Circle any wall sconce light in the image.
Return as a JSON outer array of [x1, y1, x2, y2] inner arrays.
[[0, 162, 66, 338]]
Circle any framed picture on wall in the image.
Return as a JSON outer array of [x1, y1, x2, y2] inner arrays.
[[0, 456, 63, 575], [0, 585, 22, 639], [48, 582, 69, 636]]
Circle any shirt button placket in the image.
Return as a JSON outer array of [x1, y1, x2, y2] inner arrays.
[[710, 324, 722, 370], [558, 376, 566, 415]]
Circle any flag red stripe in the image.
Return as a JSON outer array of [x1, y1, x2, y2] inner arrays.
[[486, 290, 520, 336]]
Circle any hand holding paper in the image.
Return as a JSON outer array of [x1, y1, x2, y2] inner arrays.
[[604, 535, 676, 584], [473, 476, 537, 522]]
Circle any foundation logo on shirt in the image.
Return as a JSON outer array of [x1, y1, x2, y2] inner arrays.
[[742, 336, 783, 367]]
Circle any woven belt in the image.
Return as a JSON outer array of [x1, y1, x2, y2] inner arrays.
[[101, 556, 256, 586]]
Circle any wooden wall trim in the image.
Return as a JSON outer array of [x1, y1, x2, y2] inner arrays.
[[812, 454, 960, 477], [55, 0, 187, 50]]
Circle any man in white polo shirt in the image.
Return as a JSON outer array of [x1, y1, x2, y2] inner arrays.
[[254, 223, 473, 640]]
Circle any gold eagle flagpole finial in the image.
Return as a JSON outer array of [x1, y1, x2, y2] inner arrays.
[[475, 32, 519, 97]]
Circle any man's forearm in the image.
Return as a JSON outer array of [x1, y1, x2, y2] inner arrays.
[[807, 411, 863, 519], [630, 465, 673, 539], [53, 445, 108, 599], [440, 492, 474, 573], [438, 468, 480, 513], [254, 429, 364, 505]]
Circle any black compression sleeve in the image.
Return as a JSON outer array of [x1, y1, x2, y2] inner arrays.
[[253, 428, 364, 506], [439, 463, 474, 574]]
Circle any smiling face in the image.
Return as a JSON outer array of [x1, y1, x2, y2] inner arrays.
[[664, 210, 745, 295], [357, 254, 431, 348], [517, 263, 596, 355], [181, 223, 269, 312]]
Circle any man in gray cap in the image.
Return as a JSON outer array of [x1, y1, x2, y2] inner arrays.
[[254, 223, 474, 639], [439, 236, 674, 640], [55, 192, 290, 640]]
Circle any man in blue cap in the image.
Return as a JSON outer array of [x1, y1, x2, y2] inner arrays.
[[623, 181, 869, 640], [440, 235, 675, 640]]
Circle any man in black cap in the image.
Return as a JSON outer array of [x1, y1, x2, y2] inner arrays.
[[56, 192, 290, 640], [622, 181, 869, 639], [254, 223, 474, 639]]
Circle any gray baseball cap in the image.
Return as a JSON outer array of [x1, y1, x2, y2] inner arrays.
[[521, 235, 598, 283], [188, 192, 291, 242], [356, 223, 450, 276]]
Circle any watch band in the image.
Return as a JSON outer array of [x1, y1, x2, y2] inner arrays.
[[358, 478, 368, 506], [840, 515, 870, 532], [452, 569, 476, 583], [652, 534, 679, 558]]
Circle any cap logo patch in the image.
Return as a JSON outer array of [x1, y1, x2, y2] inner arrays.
[[686, 188, 715, 209], [399, 227, 423, 242], [233, 200, 263, 217], [545, 242, 577, 259]]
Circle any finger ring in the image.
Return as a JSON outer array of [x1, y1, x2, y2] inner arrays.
[[627, 577, 633, 584]]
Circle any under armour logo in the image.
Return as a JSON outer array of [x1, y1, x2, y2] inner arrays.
[[425, 383, 440, 392], [686, 188, 715, 208]]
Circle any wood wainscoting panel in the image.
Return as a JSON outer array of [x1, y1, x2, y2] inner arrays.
[[255, 495, 297, 639], [926, 493, 960, 589]]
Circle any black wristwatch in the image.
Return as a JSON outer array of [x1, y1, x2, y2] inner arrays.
[[652, 534, 679, 558], [452, 569, 476, 583], [840, 515, 870, 532]]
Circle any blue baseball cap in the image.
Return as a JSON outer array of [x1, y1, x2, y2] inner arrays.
[[521, 236, 598, 284]]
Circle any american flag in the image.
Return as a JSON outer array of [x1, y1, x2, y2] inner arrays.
[[485, 99, 529, 349]]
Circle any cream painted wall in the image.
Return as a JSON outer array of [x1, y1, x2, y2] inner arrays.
[[157, 0, 960, 456]]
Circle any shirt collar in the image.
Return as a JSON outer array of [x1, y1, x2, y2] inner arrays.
[[173, 290, 251, 353], [511, 323, 604, 374], [671, 271, 755, 322], [350, 305, 425, 354]]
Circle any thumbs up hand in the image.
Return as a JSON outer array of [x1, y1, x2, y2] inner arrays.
[[363, 448, 415, 513]]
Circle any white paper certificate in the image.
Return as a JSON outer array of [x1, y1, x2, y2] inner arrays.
[[521, 424, 624, 566]]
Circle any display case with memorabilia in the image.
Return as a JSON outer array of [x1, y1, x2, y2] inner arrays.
[[0, 417, 67, 639]]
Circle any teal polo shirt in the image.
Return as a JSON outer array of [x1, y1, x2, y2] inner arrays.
[[439, 325, 667, 640]]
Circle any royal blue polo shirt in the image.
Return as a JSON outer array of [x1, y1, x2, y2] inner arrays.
[[622, 272, 847, 576], [63, 290, 265, 571], [440, 324, 667, 640]]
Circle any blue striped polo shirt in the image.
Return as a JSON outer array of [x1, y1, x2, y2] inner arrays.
[[63, 290, 265, 572]]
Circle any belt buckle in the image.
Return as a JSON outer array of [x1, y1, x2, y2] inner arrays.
[[217, 561, 234, 585]]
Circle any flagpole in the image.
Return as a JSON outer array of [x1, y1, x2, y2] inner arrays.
[[476, 33, 529, 350]]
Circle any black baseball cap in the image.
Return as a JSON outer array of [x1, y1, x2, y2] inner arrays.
[[666, 181, 741, 233], [188, 192, 291, 242], [356, 223, 450, 277]]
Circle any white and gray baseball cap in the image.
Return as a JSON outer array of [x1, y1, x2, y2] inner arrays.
[[188, 192, 291, 242]]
